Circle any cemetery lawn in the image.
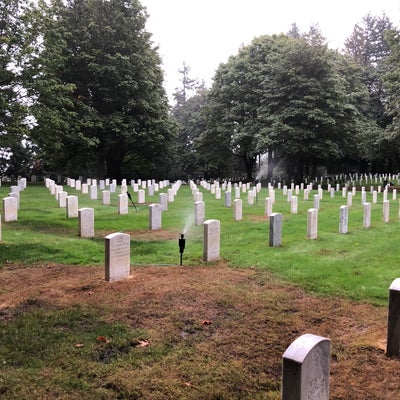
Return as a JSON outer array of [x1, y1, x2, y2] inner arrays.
[[0, 262, 398, 399], [1, 183, 400, 398]]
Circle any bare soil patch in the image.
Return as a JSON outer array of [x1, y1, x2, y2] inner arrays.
[[1, 262, 399, 399]]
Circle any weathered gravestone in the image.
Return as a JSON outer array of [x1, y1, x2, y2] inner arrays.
[[307, 208, 318, 240], [203, 219, 220, 262], [118, 194, 128, 215], [195, 201, 205, 226], [383, 200, 390, 223], [159, 193, 168, 211], [291, 196, 298, 214], [90, 185, 98, 200], [313, 194, 319, 210], [363, 202, 371, 228], [387, 278, 400, 357], [265, 197, 273, 217], [9, 191, 20, 210], [269, 213, 282, 247], [82, 183, 88, 194], [102, 190, 110, 206], [66, 195, 78, 218], [138, 189, 145, 204], [339, 205, 348, 234], [105, 232, 131, 282], [78, 208, 94, 237], [347, 192, 352, 207], [233, 198, 242, 221], [58, 191, 67, 208], [167, 188, 174, 202], [2, 197, 17, 222], [149, 203, 162, 230], [225, 191, 231, 207], [282, 333, 331, 400]]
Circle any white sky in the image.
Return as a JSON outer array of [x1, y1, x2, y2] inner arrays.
[[141, 0, 400, 100]]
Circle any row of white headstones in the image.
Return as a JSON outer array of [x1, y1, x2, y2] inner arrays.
[[3, 177, 400, 398]]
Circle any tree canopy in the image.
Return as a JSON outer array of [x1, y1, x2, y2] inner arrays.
[[197, 29, 371, 181], [26, 0, 177, 179], [1, 6, 400, 181]]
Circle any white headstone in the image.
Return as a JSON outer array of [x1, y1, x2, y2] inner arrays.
[[339, 205, 348, 234], [265, 197, 273, 217], [363, 202, 371, 228], [149, 203, 162, 230], [282, 334, 331, 400], [90, 185, 98, 200], [66, 195, 78, 218], [203, 219, 220, 262], [291, 196, 298, 214], [383, 200, 390, 223], [225, 191, 231, 207], [233, 198, 242, 221], [118, 194, 128, 215], [195, 201, 205, 226], [159, 193, 168, 211], [102, 190, 110, 205], [78, 208, 94, 237], [2, 197, 17, 222], [269, 213, 282, 247], [82, 183, 89, 194], [138, 189, 146, 204], [58, 191, 67, 208], [105, 232, 131, 282], [387, 278, 400, 357], [307, 208, 318, 239]]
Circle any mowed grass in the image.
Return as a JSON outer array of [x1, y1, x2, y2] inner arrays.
[[1, 181, 400, 304], [1, 180, 400, 399]]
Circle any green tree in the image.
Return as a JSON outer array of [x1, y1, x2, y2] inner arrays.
[[171, 64, 207, 179], [345, 14, 393, 128], [0, 0, 34, 176], [200, 30, 370, 181], [381, 28, 400, 168], [27, 0, 176, 180]]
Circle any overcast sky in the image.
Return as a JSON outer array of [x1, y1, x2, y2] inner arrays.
[[141, 0, 400, 100]]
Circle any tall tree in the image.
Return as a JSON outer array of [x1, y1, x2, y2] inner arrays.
[[0, 0, 34, 176], [345, 14, 393, 128], [27, 0, 176, 179], [171, 64, 207, 179], [381, 28, 400, 168], [200, 29, 370, 181]]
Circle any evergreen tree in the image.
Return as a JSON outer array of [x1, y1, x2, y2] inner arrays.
[[0, 0, 34, 176], [27, 0, 177, 179], [171, 64, 207, 179]]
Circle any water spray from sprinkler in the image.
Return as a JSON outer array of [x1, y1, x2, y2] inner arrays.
[[126, 191, 138, 211], [179, 234, 186, 266]]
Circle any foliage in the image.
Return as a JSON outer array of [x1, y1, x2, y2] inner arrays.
[[0, 0, 35, 176], [382, 29, 400, 159], [345, 14, 396, 170], [199, 29, 371, 181], [170, 64, 208, 179], [26, 0, 177, 179]]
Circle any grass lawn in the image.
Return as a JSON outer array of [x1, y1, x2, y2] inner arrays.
[[1, 179, 400, 399]]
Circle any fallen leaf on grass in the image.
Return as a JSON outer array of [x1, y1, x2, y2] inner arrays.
[[96, 336, 111, 343], [135, 339, 150, 347], [74, 343, 84, 348], [201, 319, 212, 325]]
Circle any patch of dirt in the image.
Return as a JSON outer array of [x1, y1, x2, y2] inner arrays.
[[1, 262, 399, 399]]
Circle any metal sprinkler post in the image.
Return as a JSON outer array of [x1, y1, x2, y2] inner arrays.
[[179, 234, 186, 266]]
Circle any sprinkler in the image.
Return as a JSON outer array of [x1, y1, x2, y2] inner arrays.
[[179, 233, 186, 266]]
